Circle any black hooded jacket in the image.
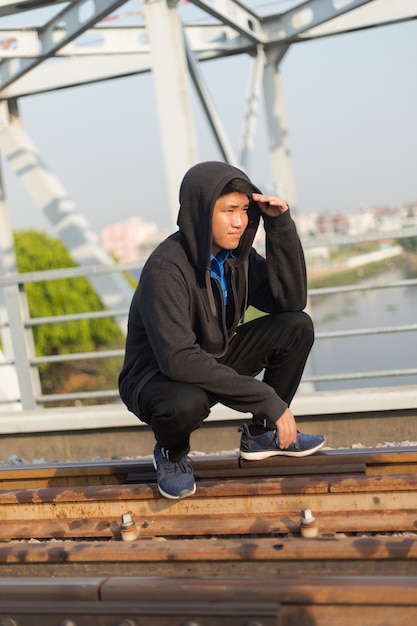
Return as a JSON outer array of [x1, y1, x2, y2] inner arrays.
[[119, 161, 308, 422]]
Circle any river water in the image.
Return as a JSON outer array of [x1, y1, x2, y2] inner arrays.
[[307, 265, 417, 391]]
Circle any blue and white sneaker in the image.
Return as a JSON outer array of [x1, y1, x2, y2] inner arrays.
[[153, 443, 196, 500], [239, 423, 326, 460]]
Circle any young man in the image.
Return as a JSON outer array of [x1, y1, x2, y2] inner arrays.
[[119, 161, 325, 500]]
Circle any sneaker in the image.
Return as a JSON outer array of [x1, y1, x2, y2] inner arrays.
[[153, 443, 196, 500], [239, 423, 326, 461]]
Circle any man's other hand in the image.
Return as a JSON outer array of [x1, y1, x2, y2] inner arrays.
[[275, 407, 297, 449]]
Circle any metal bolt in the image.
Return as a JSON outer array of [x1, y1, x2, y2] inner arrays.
[[120, 511, 139, 541], [121, 511, 134, 526], [301, 508, 315, 524], [300, 507, 319, 538], [58, 620, 77, 626]]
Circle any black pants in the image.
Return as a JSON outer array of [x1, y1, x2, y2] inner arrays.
[[134, 311, 314, 461]]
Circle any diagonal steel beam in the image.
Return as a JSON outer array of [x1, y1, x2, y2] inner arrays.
[[0, 1, 65, 18], [0, 102, 134, 334], [239, 45, 265, 171], [2, 54, 152, 98], [290, 0, 417, 41], [185, 32, 238, 166], [187, 0, 266, 44], [0, 0, 129, 91], [144, 0, 199, 228], [264, 0, 375, 42]]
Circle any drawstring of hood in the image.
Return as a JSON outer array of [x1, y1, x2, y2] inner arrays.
[[205, 268, 217, 317], [241, 258, 249, 323]]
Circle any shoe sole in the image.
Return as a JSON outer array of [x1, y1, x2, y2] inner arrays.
[[157, 483, 196, 500], [240, 439, 326, 461], [153, 456, 196, 500]]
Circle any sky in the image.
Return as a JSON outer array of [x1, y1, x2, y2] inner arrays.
[[1, 1, 417, 235]]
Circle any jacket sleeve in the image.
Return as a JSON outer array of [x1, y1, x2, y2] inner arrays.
[[138, 268, 288, 422], [247, 209, 307, 313]]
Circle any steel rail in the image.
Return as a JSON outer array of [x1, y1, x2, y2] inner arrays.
[[0, 473, 414, 539], [0, 575, 416, 626], [0, 446, 416, 489], [0, 535, 416, 579], [0, 449, 416, 624], [0, 448, 416, 541]]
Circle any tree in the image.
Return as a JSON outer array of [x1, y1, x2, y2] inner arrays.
[[14, 230, 123, 360], [397, 236, 417, 254]]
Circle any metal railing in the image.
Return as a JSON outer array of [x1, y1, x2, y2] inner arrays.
[[305, 278, 417, 386], [0, 258, 416, 411]]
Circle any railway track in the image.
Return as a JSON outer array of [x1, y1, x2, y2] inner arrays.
[[0, 446, 416, 624]]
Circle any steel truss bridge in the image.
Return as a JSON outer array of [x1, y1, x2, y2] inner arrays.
[[0, 0, 416, 419]]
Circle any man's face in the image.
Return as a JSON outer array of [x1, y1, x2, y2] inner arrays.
[[211, 192, 250, 256]]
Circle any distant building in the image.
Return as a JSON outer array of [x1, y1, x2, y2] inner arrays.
[[347, 210, 377, 236], [332, 213, 350, 235], [315, 213, 336, 236], [100, 218, 166, 262], [294, 212, 319, 239]]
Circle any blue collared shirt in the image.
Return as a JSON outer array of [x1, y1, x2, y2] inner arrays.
[[210, 249, 232, 304]]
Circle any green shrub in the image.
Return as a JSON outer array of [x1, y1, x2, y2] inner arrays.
[[14, 230, 123, 360]]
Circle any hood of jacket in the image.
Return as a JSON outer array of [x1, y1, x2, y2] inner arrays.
[[177, 161, 261, 279]]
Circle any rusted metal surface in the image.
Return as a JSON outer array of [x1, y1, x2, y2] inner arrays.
[[0, 449, 416, 623], [1, 446, 417, 489], [0, 576, 416, 625], [0, 448, 415, 578], [0, 602, 279, 626], [0, 471, 416, 540], [0, 536, 416, 578]]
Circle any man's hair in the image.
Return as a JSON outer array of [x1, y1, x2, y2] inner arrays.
[[218, 177, 253, 199]]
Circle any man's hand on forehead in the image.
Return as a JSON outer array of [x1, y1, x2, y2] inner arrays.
[[252, 193, 289, 217]]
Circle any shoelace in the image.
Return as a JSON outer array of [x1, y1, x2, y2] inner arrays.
[[163, 457, 191, 474]]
